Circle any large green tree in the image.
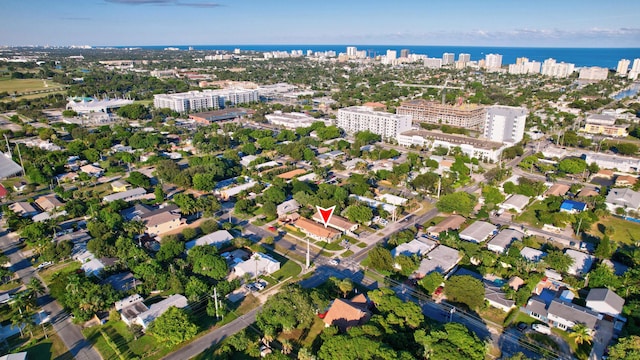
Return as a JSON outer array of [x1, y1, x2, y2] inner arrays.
[[148, 306, 197, 345], [444, 275, 485, 310], [256, 284, 315, 333], [544, 250, 574, 273], [415, 322, 486, 360], [187, 246, 228, 280], [344, 205, 374, 224], [436, 192, 476, 215]]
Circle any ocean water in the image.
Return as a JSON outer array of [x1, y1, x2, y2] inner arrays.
[[110, 44, 640, 69]]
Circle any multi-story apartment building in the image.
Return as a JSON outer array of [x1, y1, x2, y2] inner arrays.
[[581, 114, 628, 137], [484, 106, 527, 144], [485, 54, 503, 70], [629, 58, 640, 80], [153, 89, 258, 112], [508, 59, 541, 75], [400, 49, 410, 58], [541, 58, 575, 78], [458, 53, 471, 63], [397, 130, 506, 162], [442, 53, 455, 65], [337, 106, 411, 139], [617, 59, 631, 76], [396, 99, 485, 130], [424, 58, 443, 69], [579, 67, 609, 81]]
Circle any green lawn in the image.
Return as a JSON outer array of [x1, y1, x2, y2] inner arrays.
[[270, 258, 302, 281], [39, 261, 80, 286], [0, 79, 64, 93], [83, 320, 161, 360], [19, 333, 73, 360], [515, 200, 548, 228], [588, 215, 640, 244], [318, 240, 343, 251], [341, 250, 354, 257], [552, 328, 592, 360]]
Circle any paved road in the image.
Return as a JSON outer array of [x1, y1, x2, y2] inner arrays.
[[161, 307, 260, 360], [0, 229, 102, 360]]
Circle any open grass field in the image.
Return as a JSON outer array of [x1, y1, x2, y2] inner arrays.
[[0, 79, 64, 94], [587, 215, 640, 244]]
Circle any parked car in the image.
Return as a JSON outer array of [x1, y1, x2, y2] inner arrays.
[[434, 286, 444, 296], [532, 324, 551, 335], [329, 258, 339, 266], [517, 322, 528, 332], [36, 261, 53, 271], [268, 226, 277, 232]]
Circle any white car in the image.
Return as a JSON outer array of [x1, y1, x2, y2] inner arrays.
[[329, 258, 339, 266], [532, 324, 552, 335]]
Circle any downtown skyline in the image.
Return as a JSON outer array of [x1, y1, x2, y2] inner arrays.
[[2, 0, 640, 48]]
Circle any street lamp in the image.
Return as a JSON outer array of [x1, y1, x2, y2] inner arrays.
[[449, 307, 456, 322]]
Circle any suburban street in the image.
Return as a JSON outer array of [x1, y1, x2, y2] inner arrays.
[[0, 229, 102, 360]]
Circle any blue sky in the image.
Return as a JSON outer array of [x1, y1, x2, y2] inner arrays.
[[2, 0, 640, 47]]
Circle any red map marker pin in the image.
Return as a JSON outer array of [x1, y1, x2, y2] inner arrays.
[[316, 205, 336, 228]]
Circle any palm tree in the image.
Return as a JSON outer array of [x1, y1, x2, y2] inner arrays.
[[569, 324, 593, 345], [338, 278, 354, 298], [281, 339, 293, 355], [124, 220, 146, 237], [27, 278, 44, 298]]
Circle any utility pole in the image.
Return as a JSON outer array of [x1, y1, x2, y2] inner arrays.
[[306, 238, 310, 270], [15, 144, 25, 176], [436, 175, 442, 199], [213, 287, 219, 319], [3, 134, 10, 157], [575, 216, 583, 237]]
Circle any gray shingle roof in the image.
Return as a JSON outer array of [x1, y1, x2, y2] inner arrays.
[[0, 153, 22, 179], [586, 288, 625, 314]]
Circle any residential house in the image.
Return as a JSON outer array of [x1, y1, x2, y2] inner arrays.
[[294, 217, 341, 242], [33, 210, 66, 223], [544, 183, 570, 197], [9, 201, 40, 218], [312, 213, 358, 233], [0, 184, 7, 199], [0, 352, 27, 360], [344, 158, 366, 171], [103, 187, 147, 203], [135, 204, 184, 236], [577, 188, 599, 198], [484, 280, 516, 312], [216, 180, 257, 201], [520, 247, 547, 263], [111, 180, 130, 192], [459, 221, 497, 243], [487, 229, 524, 254], [13, 182, 27, 193], [508, 276, 525, 291], [135, 294, 189, 330], [103, 272, 138, 292], [615, 175, 638, 187], [234, 253, 281, 278], [499, 194, 530, 213], [414, 245, 461, 278], [322, 294, 371, 330], [277, 169, 307, 180], [426, 215, 466, 237], [79, 164, 104, 177], [115, 294, 149, 326], [82, 258, 105, 277], [605, 188, 640, 213], [523, 297, 602, 331], [391, 238, 436, 258], [34, 194, 64, 212], [240, 155, 258, 167], [185, 230, 234, 250], [585, 288, 625, 318], [594, 169, 614, 179], [565, 249, 595, 276], [276, 199, 299, 218], [379, 193, 408, 206], [559, 200, 587, 214]]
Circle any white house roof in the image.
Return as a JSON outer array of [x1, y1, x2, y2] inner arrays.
[[0, 153, 23, 179], [501, 194, 531, 210], [186, 230, 233, 250], [565, 249, 595, 275], [137, 294, 188, 329], [521, 247, 546, 262], [276, 199, 299, 216], [586, 288, 625, 314], [606, 188, 640, 209], [103, 187, 147, 202], [115, 294, 145, 311], [234, 252, 280, 277], [379, 193, 408, 206], [391, 239, 436, 258], [0, 352, 27, 360], [416, 245, 460, 276], [459, 221, 496, 243], [487, 229, 524, 252], [81, 258, 105, 276]]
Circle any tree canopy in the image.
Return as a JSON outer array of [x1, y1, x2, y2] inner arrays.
[[444, 275, 485, 310], [415, 322, 486, 360], [436, 192, 476, 215], [148, 306, 198, 345]]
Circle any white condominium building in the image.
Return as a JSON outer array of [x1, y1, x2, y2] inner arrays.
[[541, 58, 575, 78], [153, 89, 258, 112], [424, 58, 443, 69], [484, 106, 527, 144], [629, 58, 640, 80], [579, 67, 609, 81], [458, 53, 471, 63], [337, 106, 411, 139], [617, 59, 631, 76], [442, 53, 455, 65], [485, 54, 503, 70], [508, 59, 541, 75], [265, 111, 322, 129], [397, 130, 506, 162], [396, 99, 486, 130]]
